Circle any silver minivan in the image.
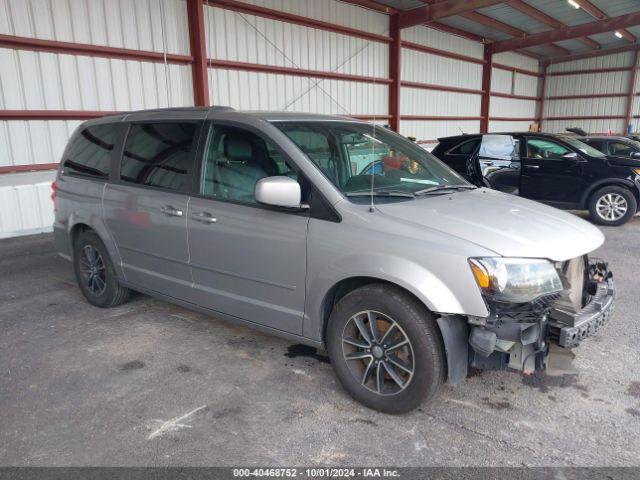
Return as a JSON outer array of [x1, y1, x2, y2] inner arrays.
[[53, 107, 615, 413]]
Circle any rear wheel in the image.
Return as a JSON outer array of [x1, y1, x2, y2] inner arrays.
[[588, 186, 636, 226], [326, 284, 445, 414], [73, 230, 130, 308]]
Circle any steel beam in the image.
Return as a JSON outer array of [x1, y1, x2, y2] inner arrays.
[[625, 50, 640, 133], [398, 0, 503, 29], [492, 12, 640, 53], [187, 0, 209, 106], [480, 44, 492, 133], [389, 14, 402, 132]]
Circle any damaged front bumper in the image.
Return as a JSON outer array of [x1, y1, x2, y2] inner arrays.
[[465, 257, 614, 375]]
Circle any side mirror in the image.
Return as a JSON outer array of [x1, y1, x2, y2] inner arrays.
[[561, 152, 579, 160], [255, 176, 305, 209], [631, 152, 640, 159]]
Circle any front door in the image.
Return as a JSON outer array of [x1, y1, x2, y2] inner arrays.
[[103, 121, 201, 299], [187, 123, 308, 335], [520, 137, 587, 205]]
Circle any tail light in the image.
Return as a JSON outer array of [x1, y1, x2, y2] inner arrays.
[[51, 180, 58, 209]]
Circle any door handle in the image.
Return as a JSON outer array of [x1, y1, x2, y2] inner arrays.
[[160, 205, 183, 217], [524, 165, 540, 169], [191, 211, 217, 224]]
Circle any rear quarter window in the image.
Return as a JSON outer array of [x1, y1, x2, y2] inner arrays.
[[62, 123, 116, 179]]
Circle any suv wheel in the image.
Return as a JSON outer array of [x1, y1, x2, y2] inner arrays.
[[73, 230, 130, 308], [327, 284, 445, 414], [588, 186, 637, 226]]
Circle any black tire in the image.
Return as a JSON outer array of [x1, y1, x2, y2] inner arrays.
[[326, 284, 445, 414], [73, 230, 130, 308], [588, 185, 637, 226]]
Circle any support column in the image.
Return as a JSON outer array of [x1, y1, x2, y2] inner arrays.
[[187, 0, 210, 106], [624, 49, 639, 135], [538, 63, 548, 131], [389, 14, 401, 132], [479, 43, 492, 133]]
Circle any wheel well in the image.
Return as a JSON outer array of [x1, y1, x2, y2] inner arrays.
[[320, 276, 430, 344], [70, 223, 93, 247], [585, 182, 638, 207]]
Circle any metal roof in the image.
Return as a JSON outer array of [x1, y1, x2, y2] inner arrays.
[[368, 0, 640, 61]]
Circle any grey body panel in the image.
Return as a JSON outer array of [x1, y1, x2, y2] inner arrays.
[[54, 107, 606, 351], [187, 196, 308, 334], [102, 184, 192, 300]]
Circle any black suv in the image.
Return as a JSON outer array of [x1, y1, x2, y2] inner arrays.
[[432, 133, 640, 226]]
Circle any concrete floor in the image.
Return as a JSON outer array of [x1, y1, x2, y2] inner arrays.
[[1, 215, 639, 467]]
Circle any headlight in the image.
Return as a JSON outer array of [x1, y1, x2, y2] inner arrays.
[[633, 167, 640, 175], [468, 257, 563, 304]]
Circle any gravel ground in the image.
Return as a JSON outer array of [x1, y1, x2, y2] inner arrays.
[[0, 215, 639, 467]]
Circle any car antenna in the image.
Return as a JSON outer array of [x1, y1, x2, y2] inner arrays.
[[458, 126, 465, 135]]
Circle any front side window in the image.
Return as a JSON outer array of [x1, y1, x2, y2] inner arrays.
[[63, 123, 116, 179], [273, 121, 467, 199], [120, 122, 198, 192], [201, 124, 296, 204], [525, 138, 571, 160], [608, 141, 639, 157]]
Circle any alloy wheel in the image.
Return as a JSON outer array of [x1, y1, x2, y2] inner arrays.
[[78, 245, 107, 296], [596, 193, 628, 221], [341, 310, 415, 396]]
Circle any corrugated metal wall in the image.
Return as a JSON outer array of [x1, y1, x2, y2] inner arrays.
[[205, 1, 389, 117], [544, 51, 635, 135]]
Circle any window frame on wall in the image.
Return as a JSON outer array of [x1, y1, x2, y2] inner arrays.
[[116, 120, 204, 195]]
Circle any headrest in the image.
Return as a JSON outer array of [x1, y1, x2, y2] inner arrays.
[[224, 136, 253, 160]]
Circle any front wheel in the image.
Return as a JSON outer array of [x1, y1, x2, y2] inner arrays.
[[326, 284, 445, 414], [588, 186, 637, 226]]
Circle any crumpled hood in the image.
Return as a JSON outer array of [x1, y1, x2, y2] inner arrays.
[[375, 188, 604, 261]]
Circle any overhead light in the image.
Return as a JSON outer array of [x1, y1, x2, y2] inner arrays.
[[615, 31, 623, 38], [567, 0, 580, 9]]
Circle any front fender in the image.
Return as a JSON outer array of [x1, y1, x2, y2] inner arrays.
[[304, 252, 488, 341]]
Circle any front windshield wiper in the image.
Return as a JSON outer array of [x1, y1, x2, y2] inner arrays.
[[345, 189, 415, 198], [414, 185, 477, 196]]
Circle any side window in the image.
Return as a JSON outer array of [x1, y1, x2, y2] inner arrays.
[[448, 139, 480, 155], [120, 122, 198, 192], [201, 125, 293, 204], [63, 123, 116, 179], [584, 140, 604, 153], [525, 138, 571, 160], [608, 141, 635, 157]]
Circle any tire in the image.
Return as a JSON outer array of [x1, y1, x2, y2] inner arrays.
[[73, 230, 130, 308], [326, 283, 445, 414], [588, 186, 637, 226]]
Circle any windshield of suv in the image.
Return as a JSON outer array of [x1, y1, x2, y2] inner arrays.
[[561, 136, 607, 158], [273, 121, 469, 199]]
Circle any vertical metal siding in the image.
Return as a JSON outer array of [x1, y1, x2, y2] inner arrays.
[[493, 51, 539, 72], [401, 88, 480, 116], [0, 172, 56, 239], [489, 120, 535, 132], [546, 71, 631, 96], [0, 0, 190, 54], [401, 25, 483, 59], [546, 52, 634, 74], [490, 97, 537, 117], [401, 48, 482, 90], [400, 120, 481, 142], [544, 119, 626, 135], [209, 68, 388, 115], [205, 6, 388, 77]]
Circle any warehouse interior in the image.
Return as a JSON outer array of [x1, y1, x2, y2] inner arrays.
[[2, 0, 640, 238]]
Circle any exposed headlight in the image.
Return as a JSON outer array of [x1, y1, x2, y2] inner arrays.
[[468, 257, 563, 304]]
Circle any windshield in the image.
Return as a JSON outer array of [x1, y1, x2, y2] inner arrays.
[[272, 121, 469, 199], [561, 136, 606, 158]]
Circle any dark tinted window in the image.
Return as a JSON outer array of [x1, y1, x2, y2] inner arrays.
[[63, 124, 116, 178], [448, 138, 480, 155], [608, 141, 637, 157], [121, 122, 198, 192], [583, 139, 604, 152]]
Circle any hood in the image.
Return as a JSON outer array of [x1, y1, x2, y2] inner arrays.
[[375, 188, 604, 261], [606, 155, 640, 168]]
